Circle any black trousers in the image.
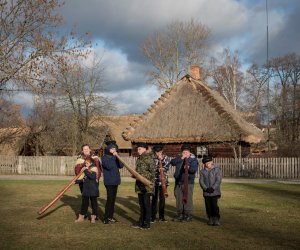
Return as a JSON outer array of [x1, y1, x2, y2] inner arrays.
[[79, 183, 83, 193], [151, 185, 166, 220], [80, 196, 98, 216], [138, 193, 151, 226], [204, 196, 220, 219], [104, 185, 118, 220]]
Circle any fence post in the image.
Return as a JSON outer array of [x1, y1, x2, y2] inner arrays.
[[17, 156, 23, 174], [60, 157, 66, 175]]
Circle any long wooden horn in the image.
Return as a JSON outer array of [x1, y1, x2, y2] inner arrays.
[[37, 169, 84, 215], [116, 154, 153, 188]]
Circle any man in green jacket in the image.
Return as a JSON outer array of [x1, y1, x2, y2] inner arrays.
[[131, 142, 156, 230]]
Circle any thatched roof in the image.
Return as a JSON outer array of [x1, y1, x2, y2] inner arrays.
[[122, 75, 264, 144], [95, 115, 138, 149]]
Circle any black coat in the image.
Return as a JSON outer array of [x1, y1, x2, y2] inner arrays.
[[76, 168, 99, 197], [171, 154, 199, 185], [101, 155, 123, 186]]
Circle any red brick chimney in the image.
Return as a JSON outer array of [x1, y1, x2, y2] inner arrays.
[[190, 65, 201, 80]]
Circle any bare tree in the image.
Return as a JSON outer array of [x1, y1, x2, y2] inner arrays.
[[209, 48, 244, 110], [0, 0, 90, 93], [243, 63, 270, 124], [141, 18, 210, 89], [53, 56, 113, 155], [269, 53, 300, 150]]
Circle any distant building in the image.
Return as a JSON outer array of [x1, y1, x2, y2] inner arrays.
[[97, 115, 138, 156], [122, 66, 264, 158]]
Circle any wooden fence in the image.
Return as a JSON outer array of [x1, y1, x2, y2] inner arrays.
[[0, 156, 299, 179]]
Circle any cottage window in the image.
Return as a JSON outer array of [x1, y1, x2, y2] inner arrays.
[[197, 146, 208, 158]]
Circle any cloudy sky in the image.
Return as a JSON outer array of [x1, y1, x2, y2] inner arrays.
[[16, 0, 300, 115]]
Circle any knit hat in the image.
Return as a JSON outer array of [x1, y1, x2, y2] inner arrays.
[[104, 140, 118, 155], [202, 155, 213, 164], [153, 144, 164, 152], [136, 142, 148, 149], [181, 144, 191, 152]]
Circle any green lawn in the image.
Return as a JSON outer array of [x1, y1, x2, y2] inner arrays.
[[0, 180, 299, 250]]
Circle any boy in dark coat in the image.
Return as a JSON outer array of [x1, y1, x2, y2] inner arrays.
[[170, 144, 198, 222], [131, 142, 156, 230], [101, 141, 123, 224], [75, 157, 99, 223], [151, 144, 170, 223], [199, 155, 222, 226]]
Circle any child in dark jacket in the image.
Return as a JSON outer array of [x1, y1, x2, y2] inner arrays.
[[75, 157, 99, 223], [199, 155, 222, 226], [101, 141, 123, 224], [170, 144, 198, 222]]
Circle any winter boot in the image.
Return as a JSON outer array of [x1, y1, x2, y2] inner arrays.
[[173, 214, 184, 222], [91, 215, 96, 223], [183, 214, 193, 222], [75, 214, 85, 223], [207, 217, 214, 226], [213, 217, 220, 226]]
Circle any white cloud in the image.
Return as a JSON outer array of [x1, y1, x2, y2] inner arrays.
[[104, 85, 161, 114]]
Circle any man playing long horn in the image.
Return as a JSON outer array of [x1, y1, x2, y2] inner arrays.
[[170, 144, 198, 222], [151, 144, 170, 223], [101, 140, 123, 224], [131, 142, 156, 230]]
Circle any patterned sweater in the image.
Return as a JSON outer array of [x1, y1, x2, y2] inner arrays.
[[153, 154, 171, 186], [135, 152, 156, 193]]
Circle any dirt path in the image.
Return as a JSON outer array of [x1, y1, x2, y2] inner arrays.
[[0, 174, 299, 184]]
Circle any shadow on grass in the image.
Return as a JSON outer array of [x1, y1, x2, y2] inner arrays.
[[236, 183, 300, 201], [37, 194, 104, 220], [36, 191, 206, 224], [99, 196, 137, 224], [111, 195, 207, 224]]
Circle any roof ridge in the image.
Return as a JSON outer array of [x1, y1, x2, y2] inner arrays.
[[122, 80, 182, 140], [190, 78, 243, 135]]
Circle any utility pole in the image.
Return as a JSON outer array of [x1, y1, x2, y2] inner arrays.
[[266, 0, 271, 151]]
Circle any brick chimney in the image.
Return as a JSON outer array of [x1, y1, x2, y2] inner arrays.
[[190, 65, 201, 80]]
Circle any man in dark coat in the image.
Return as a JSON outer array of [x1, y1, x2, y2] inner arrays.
[[170, 144, 198, 222], [101, 141, 123, 224]]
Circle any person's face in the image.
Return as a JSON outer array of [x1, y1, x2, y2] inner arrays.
[[109, 148, 117, 154], [137, 147, 146, 155], [155, 150, 163, 157], [82, 146, 91, 156], [205, 161, 213, 169], [182, 150, 191, 158]]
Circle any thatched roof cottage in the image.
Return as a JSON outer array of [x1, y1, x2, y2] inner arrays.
[[122, 66, 264, 157]]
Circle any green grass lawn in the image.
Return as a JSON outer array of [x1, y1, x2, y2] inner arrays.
[[0, 180, 299, 250]]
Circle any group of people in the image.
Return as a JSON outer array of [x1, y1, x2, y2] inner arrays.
[[73, 142, 222, 230]]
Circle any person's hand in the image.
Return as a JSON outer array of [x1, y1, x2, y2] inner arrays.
[[81, 166, 88, 171], [156, 152, 163, 160], [112, 151, 118, 156], [206, 187, 214, 193]]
